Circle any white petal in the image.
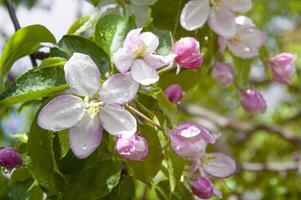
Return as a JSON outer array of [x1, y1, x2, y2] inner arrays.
[[131, 59, 159, 85], [124, 28, 143, 50], [144, 54, 168, 69], [208, 7, 237, 37], [38, 95, 85, 131], [140, 32, 159, 53], [223, 0, 252, 13], [69, 111, 103, 159], [64, 53, 100, 97], [100, 104, 137, 138], [100, 73, 139, 105], [113, 47, 134, 73], [239, 27, 265, 48], [228, 27, 265, 58], [180, 0, 210, 31], [235, 15, 255, 27], [203, 153, 236, 178]]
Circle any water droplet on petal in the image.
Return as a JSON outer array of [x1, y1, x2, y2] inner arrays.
[[81, 145, 88, 151]]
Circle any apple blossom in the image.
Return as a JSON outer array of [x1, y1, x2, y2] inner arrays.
[[218, 16, 265, 58], [180, 0, 252, 37], [38, 53, 139, 159], [165, 84, 183, 103], [202, 153, 236, 178], [113, 28, 169, 85], [240, 89, 267, 114], [172, 37, 203, 69], [212, 62, 234, 87], [169, 121, 216, 159], [191, 176, 214, 199], [269, 53, 297, 84], [0, 147, 22, 170], [115, 134, 148, 161]]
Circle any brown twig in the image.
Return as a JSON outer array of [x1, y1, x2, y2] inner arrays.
[[181, 104, 301, 144], [125, 105, 165, 131], [239, 161, 300, 172]]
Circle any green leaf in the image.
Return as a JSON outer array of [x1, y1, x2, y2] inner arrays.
[[127, 125, 163, 183], [232, 56, 253, 86], [102, 176, 135, 200], [155, 180, 193, 200], [27, 110, 65, 196], [58, 35, 110, 74], [39, 57, 67, 68], [58, 130, 70, 159], [87, 0, 102, 6], [0, 174, 9, 199], [163, 149, 185, 192], [67, 15, 96, 35], [0, 25, 56, 92], [94, 14, 136, 56], [63, 159, 121, 200], [0, 66, 67, 107]]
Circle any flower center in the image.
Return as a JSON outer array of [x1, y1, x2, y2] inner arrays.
[[133, 44, 147, 59], [230, 35, 241, 44], [84, 97, 103, 118], [210, 0, 222, 6]]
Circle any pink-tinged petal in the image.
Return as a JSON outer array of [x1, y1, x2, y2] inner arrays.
[[38, 95, 85, 131], [239, 27, 265, 48], [228, 27, 265, 58], [208, 7, 237, 37], [144, 54, 168, 69], [269, 53, 297, 84], [69, 111, 103, 159], [100, 104, 137, 138], [115, 134, 148, 161], [235, 16, 255, 27], [227, 41, 259, 58], [223, 0, 252, 13], [124, 28, 143, 50], [64, 53, 100, 97], [180, 0, 210, 31], [113, 47, 134, 73], [0, 147, 22, 170], [203, 153, 236, 178], [131, 59, 159, 85], [191, 177, 214, 199], [140, 32, 159, 53], [189, 159, 201, 173], [100, 73, 139, 105]]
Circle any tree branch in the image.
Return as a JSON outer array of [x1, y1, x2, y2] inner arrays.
[[239, 161, 300, 172], [181, 104, 301, 144], [4, 0, 37, 67]]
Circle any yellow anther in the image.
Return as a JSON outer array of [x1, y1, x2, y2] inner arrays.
[[133, 45, 147, 59]]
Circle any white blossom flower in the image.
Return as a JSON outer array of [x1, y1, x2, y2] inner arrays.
[[180, 0, 252, 37], [38, 53, 139, 159], [113, 28, 169, 85], [218, 16, 265, 58]]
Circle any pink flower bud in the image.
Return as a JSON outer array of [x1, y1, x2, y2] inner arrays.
[[0, 147, 22, 170], [269, 53, 297, 84], [240, 89, 267, 114], [191, 177, 214, 199], [172, 37, 203, 69], [115, 134, 148, 161], [165, 84, 183, 103], [212, 62, 234, 87], [169, 121, 216, 159]]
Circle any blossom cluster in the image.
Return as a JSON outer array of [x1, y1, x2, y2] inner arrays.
[[2, 1, 298, 198], [180, 0, 297, 115]]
